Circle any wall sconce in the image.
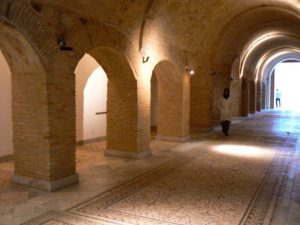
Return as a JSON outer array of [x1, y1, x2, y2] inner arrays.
[[140, 48, 150, 63], [57, 36, 73, 51], [185, 66, 195, 75], [143, 56, 149, 63], [210, 68, 216, 76]]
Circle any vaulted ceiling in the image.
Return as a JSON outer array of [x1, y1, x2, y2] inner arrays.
[[30, 0, 300, 80]]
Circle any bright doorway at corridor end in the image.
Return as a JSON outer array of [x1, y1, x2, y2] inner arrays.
[[274, 62, 300, 111]]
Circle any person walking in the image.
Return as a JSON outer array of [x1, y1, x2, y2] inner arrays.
[[275, 89, 281, 108], [218, 88, 233, 136]]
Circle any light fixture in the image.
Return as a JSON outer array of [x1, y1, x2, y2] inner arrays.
[[210, 68, 216, 76], [140, 48, 150, 63], [185, 66, 195, 75], [57, 36, 73, 51]]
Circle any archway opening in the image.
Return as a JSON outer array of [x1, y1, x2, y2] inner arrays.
[[150, 60, 190, 142], [274, 61, 300, 110], [0, 50, 13, 161], [75, 53, 108, 145], [0, 23, 54, 188], [75, 46, 150, 159]]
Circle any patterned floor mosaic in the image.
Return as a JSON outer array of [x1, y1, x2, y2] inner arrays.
[[4, 111, 299, 225], [23, 139, 297, 224]]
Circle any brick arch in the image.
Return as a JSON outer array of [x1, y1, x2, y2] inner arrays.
[[88, 47, 136, 83], [211, 5, 300, 81], [1, 1, 66, 71], [66, 21, 141, 79], [255, 49, 300, 109], [0, 21, 51, 182], [0, 1, 79, 191], [152, 60, 190, 142], [74, 46, 150, 158]]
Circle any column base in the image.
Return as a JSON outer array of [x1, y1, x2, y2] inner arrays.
[[156, 135, 190, 142], [13, 173, 79, 192], [104, 148, 152, 159]]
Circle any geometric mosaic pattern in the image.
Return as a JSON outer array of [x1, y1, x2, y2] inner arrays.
[[23, 117, 298, 225]]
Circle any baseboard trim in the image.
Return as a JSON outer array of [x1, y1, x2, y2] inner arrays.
[[0, 154, 13, 162], [77, 136, 106, 146]]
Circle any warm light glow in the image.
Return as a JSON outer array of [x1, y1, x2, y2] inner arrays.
[[189, 70, 195, 75], [212, 144, 272, 158], [256, 50, 291, 82], [240, 32, 286, 79], [256, 48, 300, 83]]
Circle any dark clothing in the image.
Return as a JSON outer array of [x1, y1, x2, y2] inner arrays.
[[221, 120, 230, 136], [276, 98, 281, 108]]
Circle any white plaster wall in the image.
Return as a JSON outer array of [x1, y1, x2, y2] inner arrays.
[[0, 50, 13, 157], [75, 54, 107, 142]]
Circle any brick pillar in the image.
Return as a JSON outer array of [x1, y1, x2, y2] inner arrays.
[[190, 78, 212, 131], [156, 74, 190, 142], [13, 71, 78, 191], [262, 83, 266, 109], [256, 81, 262, 112], [270, 72, 275, 109], [230, 78, 242, 117], [249, 80, 256, 114], [104, 77, 151, 159], [241, 78, 249, 117]]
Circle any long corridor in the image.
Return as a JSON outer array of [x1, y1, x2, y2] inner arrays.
[[1, 110, 300, 225]]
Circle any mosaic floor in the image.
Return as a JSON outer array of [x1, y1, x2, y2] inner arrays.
[[1, 110, 300, 225]]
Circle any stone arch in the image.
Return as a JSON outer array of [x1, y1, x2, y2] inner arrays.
[[151, 60, 190, 142], [75, 46, 151, 159]]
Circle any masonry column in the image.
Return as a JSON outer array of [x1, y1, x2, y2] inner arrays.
[[13, 70, 78, 191], [262, 83, 266, 109], [256, 81, 262, 112], [190, 75, 212, 131], [241, 78, 249, 117], [104, 76, 151, 159], [249, 80, 256, 114], [156, 74, 190, 142]]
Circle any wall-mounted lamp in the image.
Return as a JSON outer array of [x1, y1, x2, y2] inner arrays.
[[143, 56, 149, 63], [185, 66, 195, 75], [140, 48, 150, 63], [210, 68, 216, 76], [57, 36, 73, 51]]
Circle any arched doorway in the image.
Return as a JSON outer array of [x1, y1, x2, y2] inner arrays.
[[151, 61, 190, 142], [273, 60, 300, 110], [75, 54, 108, 144], [0, 23, 79, 191], [0, 50, 13, 161], [76, 47, 151, 159]]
